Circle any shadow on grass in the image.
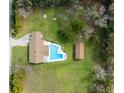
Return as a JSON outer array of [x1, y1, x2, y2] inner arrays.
[[27, 44, 29, 63]]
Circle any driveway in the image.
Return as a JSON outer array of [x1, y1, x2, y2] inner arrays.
[[12, 34, 31, 47]]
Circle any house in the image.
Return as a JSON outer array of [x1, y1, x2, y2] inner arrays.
[[75, 42, 84, 60], [29, 32, 49, 64]]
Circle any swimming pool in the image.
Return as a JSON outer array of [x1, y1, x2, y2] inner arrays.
[[47, 43, 67, 62]]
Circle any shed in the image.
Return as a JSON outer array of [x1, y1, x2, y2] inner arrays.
[[75, 42, 84, 60]]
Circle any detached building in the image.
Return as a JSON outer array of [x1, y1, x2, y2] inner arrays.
[[75, 42, 84, 60], [29, 32, 49, 64]]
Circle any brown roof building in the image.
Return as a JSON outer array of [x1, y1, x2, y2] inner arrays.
[[29, 32, 49, 64], [75, 42, 84, 60]]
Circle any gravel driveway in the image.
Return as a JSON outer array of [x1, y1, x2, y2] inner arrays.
[[12, 34, 31, 47]]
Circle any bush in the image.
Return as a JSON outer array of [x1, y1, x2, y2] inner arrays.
[[57, 18, 85, 42], [16, 0, 32, 18], [10, 69, 25, 93], [57, 29, 69, 42]]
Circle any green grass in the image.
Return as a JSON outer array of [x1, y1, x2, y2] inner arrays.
[[24, 61, 93, 93], [15, 8, 63, 41], [12, 7, 96, 93], [12, 44, 95, 93], [12, 46, 28, 65]]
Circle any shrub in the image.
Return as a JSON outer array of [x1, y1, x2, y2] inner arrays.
[[57, 29, 69, 42], [71, 19, 85, 33], [57, 18, 86, 42], [11, 0, 22, 37], [10, 69, 25, 93]]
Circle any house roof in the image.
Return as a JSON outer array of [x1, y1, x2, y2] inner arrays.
[[29, 32, 49, 64], [75, 42, 84, 60]]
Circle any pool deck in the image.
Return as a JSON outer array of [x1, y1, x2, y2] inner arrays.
[[46, 43, 67, 62]]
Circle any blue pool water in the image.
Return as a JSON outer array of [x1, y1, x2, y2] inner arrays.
[[49, 44, 63, 60]]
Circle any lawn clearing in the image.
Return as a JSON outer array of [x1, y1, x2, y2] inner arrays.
[[23, 61, 93, 93]]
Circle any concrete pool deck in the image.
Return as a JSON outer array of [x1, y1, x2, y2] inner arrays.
[[44, 43, 67, 62]]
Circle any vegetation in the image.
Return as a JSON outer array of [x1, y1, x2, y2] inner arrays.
[[10, 0, 114, 93], [57, 18, 85, 42], [11, 41, 95, 93], [71, 19, 85, 33], [10, 68, 25, 93], [11, 0, 22, 36], [86, 1, 114, 93]]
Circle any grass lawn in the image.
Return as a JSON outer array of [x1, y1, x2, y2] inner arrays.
[[12, 7, 96, 93], [16, 8, 64, 41], [12, 44, 95, 93]]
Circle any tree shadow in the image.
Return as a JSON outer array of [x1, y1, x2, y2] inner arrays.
[[27, 44, 29, 63], [72, 44, 81, 61]]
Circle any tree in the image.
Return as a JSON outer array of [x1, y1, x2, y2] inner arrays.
[[88, 65, 106, 93], [94, 65, 106, 81], [42, 0, 70, 6], [89, 83, 105, 93], [83, 5, 108, 28], [30, 0, 45, 8], [16, 0, 32, 18], [107, 2, 114, 32]]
